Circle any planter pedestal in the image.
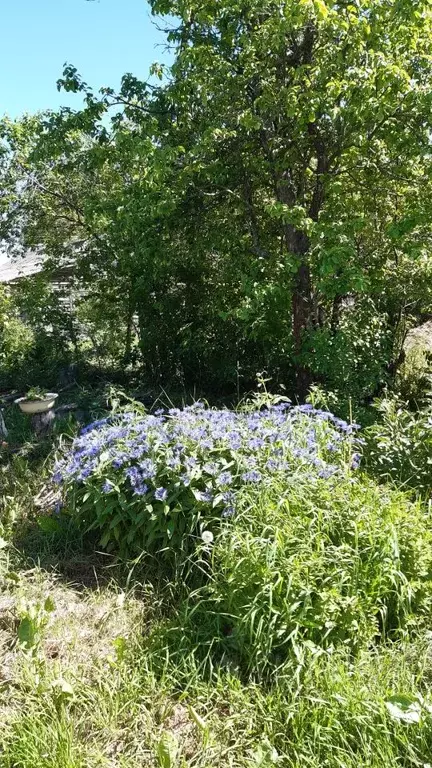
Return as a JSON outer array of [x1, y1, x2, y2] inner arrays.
[[0, 410, 7, 440], [31, 409, 56, 438], [14, 394, 59, 438]]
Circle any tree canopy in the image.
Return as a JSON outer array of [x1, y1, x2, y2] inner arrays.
[[1, 0, 432, 398]]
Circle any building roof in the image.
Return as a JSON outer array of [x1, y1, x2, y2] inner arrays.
[[0, 250, 75, 285], [0, 251, 46, 284]]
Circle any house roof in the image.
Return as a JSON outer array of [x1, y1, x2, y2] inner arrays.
[[0, 250, 75, 285], [0, 251, 46, 284]]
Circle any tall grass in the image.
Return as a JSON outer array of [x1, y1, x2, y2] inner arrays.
[[145, 473, 432, 684]]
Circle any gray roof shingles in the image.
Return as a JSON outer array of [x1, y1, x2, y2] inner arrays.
[[0, 251, 46, 284]]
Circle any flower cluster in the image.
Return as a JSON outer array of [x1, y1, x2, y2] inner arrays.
[[53, 401, 361, 555]]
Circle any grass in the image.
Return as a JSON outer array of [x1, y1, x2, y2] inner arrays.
[[2, 413, 432, 766]]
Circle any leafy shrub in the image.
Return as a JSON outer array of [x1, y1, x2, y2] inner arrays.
[[305, 301, 392, 402], [147, 473, 432, 680], [366, 396, 432, 494], [53, 401, 361, 559], [397, 343, 432, 406], [0, 287, 34, 384]]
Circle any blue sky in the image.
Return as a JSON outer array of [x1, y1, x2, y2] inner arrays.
[[0, 0, 172, 119], [0, 0, 172, 263]]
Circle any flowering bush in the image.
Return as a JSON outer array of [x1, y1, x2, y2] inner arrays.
[[53, 401, 362, 558]]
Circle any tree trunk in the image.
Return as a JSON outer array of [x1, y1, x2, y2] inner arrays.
[[124, 288, 135, 365], [284, 225, 314, 398], [331, 295, 344, 335]]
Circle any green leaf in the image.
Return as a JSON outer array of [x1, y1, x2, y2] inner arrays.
[[44, 596, 56, 613], [188, 705, 207, 732], [385, 695, 422, 724], [17, 617, 36, 649], [51, 678, 74, 699], [38, 516, 61, 534], [314, 0, 329, 19], [156, 731, 179, 768]]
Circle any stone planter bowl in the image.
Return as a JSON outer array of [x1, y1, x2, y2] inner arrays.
[[15, 393, 59, 415]]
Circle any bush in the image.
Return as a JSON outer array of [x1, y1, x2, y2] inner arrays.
[[0, 287, 34, 385], [366, 396, 432, 494], [53, 401, 362, 559], [397, 346, 432, 406], [146, 472, 432, 681]]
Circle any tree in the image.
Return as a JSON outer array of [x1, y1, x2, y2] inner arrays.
[[149, 0, 432, 393], [1, 1, 432, 398]]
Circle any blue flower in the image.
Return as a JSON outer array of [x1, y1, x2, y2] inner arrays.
[[241, 470, 262, 484], [248, 437, 265, 450], [155, 487, 168, 502], [53, 469, 63, 485], [139, 459, 156, 478], [134, 483, 149, 496], [351, 453, 362, 470], [196, 489, 213, 503], [217, 471, 233, 487]]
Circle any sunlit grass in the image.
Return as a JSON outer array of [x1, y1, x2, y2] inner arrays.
[[1, 415, 432, 767]]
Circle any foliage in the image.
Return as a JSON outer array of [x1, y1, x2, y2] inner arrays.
[[53, 401, 361, 559], [17, 594, 56, 657], [0, 287, 34, 385], [147, 471, 432, 680], [2, 1, 432, 396], [1, 395, 432, 766], [24, 387, 49, 401], [366, 395, 432, 494], [396, 339, 432, 406]]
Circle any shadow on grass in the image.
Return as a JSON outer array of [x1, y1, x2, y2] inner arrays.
[[11, 518, 114, 589], [10, 514, 183, 610]]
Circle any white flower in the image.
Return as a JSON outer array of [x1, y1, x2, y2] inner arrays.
[[201, 530, 214, 545]]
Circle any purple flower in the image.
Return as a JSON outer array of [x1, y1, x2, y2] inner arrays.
[[351, 453, 362, 470], [125, 467, 140, 487], [217, 471, 233, 487], [155, 487, 168, 502], [297, 404, 314, 413], [53, 469, 63, 485], [227, 432, 242, 450], [196, 489, 213, 503], [102, 480, 113, 493], [134, 483, 149, 496], [242, 470, 262, 484], [318, 465, 338, 479], [139, 459, 156, 478], [265, 458, 279, 470], [248, 437, 265, 450]]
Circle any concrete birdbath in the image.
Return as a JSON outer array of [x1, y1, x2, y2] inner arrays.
[[15, 391, 59, 437], [15, 393, 58, 414]]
